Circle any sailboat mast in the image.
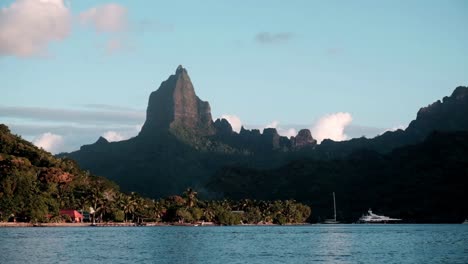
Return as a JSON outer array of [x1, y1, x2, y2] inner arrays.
[[333, 192, 337, 221]]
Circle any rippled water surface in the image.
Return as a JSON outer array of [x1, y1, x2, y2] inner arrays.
[[1, 225, 467, 263]]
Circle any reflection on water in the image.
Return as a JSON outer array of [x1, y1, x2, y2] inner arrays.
[[0, 225, 467, 264], [311, 225, 353, 263]]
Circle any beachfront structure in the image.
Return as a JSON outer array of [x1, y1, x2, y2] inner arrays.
[[60, 210, 84, 223]]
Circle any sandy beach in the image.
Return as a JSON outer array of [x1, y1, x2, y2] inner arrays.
[[0, 221, 296, 227], [0, 222, 155, 228], [0, 222, 216, 227]]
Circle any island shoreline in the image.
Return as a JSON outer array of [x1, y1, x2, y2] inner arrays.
[[0, 222, 312, 228]]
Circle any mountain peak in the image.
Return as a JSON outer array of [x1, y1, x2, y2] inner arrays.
[[292, 129, 317, 149], [407, 86, 468, 135], [451, 86, 467, 100], [95, 136, 109, 144], [139, 66, 215, 138], [176, 65, 187, 75]]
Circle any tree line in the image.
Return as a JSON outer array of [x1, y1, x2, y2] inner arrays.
[[0, 124, 310, 225], [83, 188, 311, 225]]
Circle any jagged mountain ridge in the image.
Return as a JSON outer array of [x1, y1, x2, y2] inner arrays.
[[136, 65, 317, 151], [207, 130, 468, 222], [316, 86, 468, 158], [64, 66, 317, 197], [63, 65, 468, 198]]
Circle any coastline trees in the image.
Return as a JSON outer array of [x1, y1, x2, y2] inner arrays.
[[0, 124, 311, 224], [183, 188, 198, 208]]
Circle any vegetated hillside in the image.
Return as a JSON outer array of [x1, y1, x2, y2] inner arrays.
[[0, 124, 120, 222], [207, 131, 468, 223], [0, 124, 311, 225]]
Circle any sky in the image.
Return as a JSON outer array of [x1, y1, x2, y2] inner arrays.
[[1, 0, 467, 153]]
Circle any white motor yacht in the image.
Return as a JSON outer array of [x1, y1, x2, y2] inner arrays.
[[357, 209, 401, 223]]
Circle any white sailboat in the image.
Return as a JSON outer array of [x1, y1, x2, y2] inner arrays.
[[462, 219, 468, 224], [323, 192, 340, 224]]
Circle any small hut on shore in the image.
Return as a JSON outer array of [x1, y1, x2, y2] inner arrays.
[[59, 210, 84, 223]]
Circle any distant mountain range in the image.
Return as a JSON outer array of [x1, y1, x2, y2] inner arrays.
[[315, 86, 468, 158], [62, 66, 468, 221], [63, 66, 319, 197], [208, 130, 468, 222]]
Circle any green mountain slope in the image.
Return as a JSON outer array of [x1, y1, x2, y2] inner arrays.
[[0, 124, 119, 222], [208, 131, 468, 223]]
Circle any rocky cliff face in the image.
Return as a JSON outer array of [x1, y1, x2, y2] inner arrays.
[[64, 66, 321, 197], [214, 118, 234, 136], [137, 65, 318, 151], [406, 86, 468, 136], [316, 86, 468, 157], [139, 65, 215, 137], [291, 129, 317, 149]]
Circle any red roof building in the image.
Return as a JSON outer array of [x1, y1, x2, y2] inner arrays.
[[60, 210, 84, 223]]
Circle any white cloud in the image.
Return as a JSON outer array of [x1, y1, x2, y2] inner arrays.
[[388, 125, 406, 132], [0, 0, 71, 57], [79, 3, 128, 55], [33, 132, 64, 154], [79, 3, 128, 33], [221, 114, 242, 133], [0, 1, 132, 57], [265, 121, 279, 129], [10, 123, 142, 153], [380, 124, 407, 135], [102, 131, 125, 142], [280, 128, 297, 138], [5, 104, 144, 153], [264, 120, 297, 138], [134, 124, 143, 133], [312, 112, 353, 143]]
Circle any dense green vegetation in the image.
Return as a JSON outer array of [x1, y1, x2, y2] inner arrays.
[[208, 131, 468, 223], [0, 124, 119, 223], [0, 124, 310, 224], [106, 189, 311, 225]]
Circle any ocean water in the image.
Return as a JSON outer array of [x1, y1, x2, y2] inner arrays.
[[1, 225, 467, 264]]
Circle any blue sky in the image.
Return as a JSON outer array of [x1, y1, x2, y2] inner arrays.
[[1, 0, 467, 153]]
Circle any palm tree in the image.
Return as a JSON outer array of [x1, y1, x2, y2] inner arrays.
[[133, 195, 148, 224], [115, 193, 137, 222], [127, 192, 140, 222], [96, 196, 113, 222], [203, 206, 216, 222], [86, 185, 104, 223], [151, 200, 165, 222], [183, 188, 198, 208]]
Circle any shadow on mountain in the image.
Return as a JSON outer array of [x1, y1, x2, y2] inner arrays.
[[208, 131, 468, 223], [61, 66, 468, 222]]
